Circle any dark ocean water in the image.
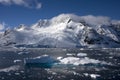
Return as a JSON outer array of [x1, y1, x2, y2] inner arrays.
[[0, 48, 120, 80]]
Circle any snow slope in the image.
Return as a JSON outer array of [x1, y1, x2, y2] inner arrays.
[[0, 14, 120, 48]]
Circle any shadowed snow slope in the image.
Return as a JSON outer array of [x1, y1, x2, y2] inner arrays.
[[0, 14, 120, 48]]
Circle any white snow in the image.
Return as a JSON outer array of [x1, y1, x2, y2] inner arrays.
[[66, 53, 75, 56], [84, 73, 89, 76], [14, 59, 22, 63], [57, 56, 63, 60], [58, 56, 105, 65], [59, 57, 80, 65], [84, 73, 100, 79], [90, 74, 100, 79], [77, 53, 87, 57], [18, 52, 29, 55], [23, 54, 109, 67], [0, 65, 20, 72], [0, 14, 120, 48], [18, 52, 24, 55], [15, 72, 20, 75]]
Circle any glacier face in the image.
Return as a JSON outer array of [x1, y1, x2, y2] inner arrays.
[[0, 14, 120, 48]]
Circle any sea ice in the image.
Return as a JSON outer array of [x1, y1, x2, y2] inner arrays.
[[14, 59, 22, 63], [77, 53, 87, 57], [58, 56, 106, 65], [90, 74, 100, 79], [24, 55, 58, 64], [0, 65, 20, 72]]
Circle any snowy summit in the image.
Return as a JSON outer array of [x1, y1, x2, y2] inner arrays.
[[0, 14, 120, 48]]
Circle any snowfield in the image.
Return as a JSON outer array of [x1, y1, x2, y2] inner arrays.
[[0, 14, 120, 48]]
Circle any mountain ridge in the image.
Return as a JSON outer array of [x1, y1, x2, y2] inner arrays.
[[0, 14, 120, 48]]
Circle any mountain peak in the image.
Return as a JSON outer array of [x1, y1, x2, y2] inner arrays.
[[0, 14, 120, 48], [51, 14, 80, 23]]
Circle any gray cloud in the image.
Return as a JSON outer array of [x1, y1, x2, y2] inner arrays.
[[36, 3, 42, 9], [0, 0, 42, 9], [81, 15, 111, 26], [0, 22, 5, 31]]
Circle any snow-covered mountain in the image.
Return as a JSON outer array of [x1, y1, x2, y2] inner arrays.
[[0, 14, 120, 48]]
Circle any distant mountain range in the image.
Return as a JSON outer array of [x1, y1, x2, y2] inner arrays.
[[0, 14, 120, 48]]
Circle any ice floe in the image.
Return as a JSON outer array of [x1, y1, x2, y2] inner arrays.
[[77, 53, 87, 57], [66, 53, 76, 56], [24, 54, 109, 68], [84, 73, 100, 79], [0, 65, 20, 72], [90, 74, 100, 79], [57, 57, 63, 60], [24, 55, 58, 64], [58, 56, 108, 65], [18, 51, 29, 55], [14, 59, 22, 63]]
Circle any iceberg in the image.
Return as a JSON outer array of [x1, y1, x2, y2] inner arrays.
[[58, 56, 108, 66], [24, 55, 59, 68]]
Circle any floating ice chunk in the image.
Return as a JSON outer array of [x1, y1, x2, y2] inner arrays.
[[66, 53, 72, 56], [14, 59, 22, 63], [24, 55, 58, 64], [18, 52, 23, 55], [84, 73, 100, 79], [0, 65, 20, 72], [20, 71, 24, 73], [109, 56, 113, 59], [66, 53, 75, 56], [84, 73, 89, 76], [80, 57, 101, 64], [1, 77, 5, 80], [79, 48, 84, 50], [90, 74, 100, 79], [18, 51, 29, 55], [59, 57, 104, 65], [57, 57, 63, 60], [15, 72, 20, 75], [24, 55, 59, 68], [59, 57, 80, 65], [62, 49, 67, 51], [77, 53, 87, 57]]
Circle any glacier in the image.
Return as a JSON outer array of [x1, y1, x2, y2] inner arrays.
[[0, 14, 120, 48]]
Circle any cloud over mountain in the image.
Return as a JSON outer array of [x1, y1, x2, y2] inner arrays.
[[0, 0, 42, 9], [0, 22, 5, 31], [81, 15, 111, 26], [0, 14, 120, 48]]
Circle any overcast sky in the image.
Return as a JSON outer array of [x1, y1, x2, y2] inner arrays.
[[0, 0, 120, 28]]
